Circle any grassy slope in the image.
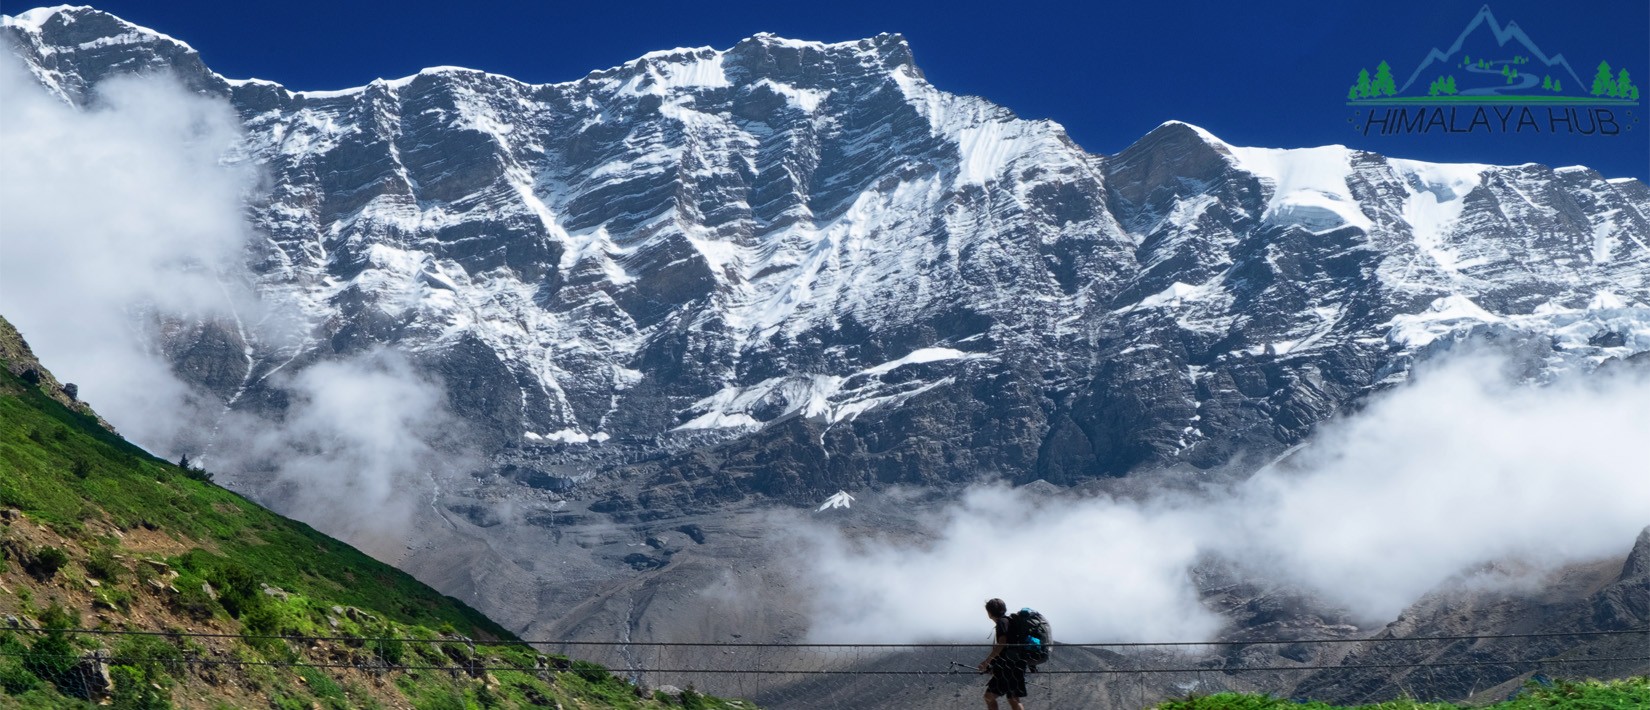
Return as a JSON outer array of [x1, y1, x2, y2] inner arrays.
[[1153, 678, 1650, 709], [0, 318, 741, 709]]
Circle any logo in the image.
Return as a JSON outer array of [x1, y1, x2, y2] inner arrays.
[[1345, 5, 1639, 136]]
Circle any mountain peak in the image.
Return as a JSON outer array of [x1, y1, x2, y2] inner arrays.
[[734, 31, 912, 57], [3, 4, 92, 29], [599, 31, 914, 72], [726, 31, 917, 81], [3, 5, 194, 52], [3, 5, 220, 104], [1111, 120, 1235, 166], [1104, 120, 1242, 227], [562, 31, 917, 99], [1146, 120, 1228, 146]]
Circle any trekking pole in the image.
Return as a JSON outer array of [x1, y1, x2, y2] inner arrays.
[[950, 661, 981, 674]]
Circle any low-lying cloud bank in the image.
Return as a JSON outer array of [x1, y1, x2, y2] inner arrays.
[[212, 349, 473, 555], [793, 354, 1650, 643], [0, 56, 467, 556]]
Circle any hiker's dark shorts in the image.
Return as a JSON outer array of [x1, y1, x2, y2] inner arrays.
[[986, 661, 1027, 698]]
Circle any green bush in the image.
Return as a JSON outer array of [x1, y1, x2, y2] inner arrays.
[[21, 631, 76, 689], [84, 545, 123, 582], [113, 634, 182, 678], [176, 551, 264, 620], [240, 604, 284, 636], [24, 545, 69, 580], [104, 637, 180, 710], [110, 664, 171, 710], [373, 633, 406, 666], [0, 641, 40, 695], [37, 601, 78, 630], [94, 587, 134, 612], [169, 574, 218, 620], [570, 659, 626, 689], [213, 565, 262, 619], [1510, 676, 1650, 707], [0, 659, 40, 694]]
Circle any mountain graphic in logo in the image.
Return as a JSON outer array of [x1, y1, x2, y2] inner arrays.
[[1347, 5, 1639, 105]]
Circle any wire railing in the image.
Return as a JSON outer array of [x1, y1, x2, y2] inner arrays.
[[3, 626, 1646, 709], [7, 625, 1636, 646]]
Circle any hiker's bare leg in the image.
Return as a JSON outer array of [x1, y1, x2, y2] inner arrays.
[[1007, 697, 1024, 710], [983, 690, 1000, 710]]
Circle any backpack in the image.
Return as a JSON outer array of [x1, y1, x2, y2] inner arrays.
[[1005, 608, 1052, 667]]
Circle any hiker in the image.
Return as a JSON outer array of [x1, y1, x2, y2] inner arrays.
[[977, 598, 1028, 710]]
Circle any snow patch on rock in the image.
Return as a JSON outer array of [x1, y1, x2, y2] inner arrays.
[[1389, 158, 1488, 273], [1227, 145, 1373, 232]]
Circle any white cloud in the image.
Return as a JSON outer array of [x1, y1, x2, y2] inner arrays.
[[791, 486, 1223, 643], [789, 354, 1650, 643], [0, 55, 255, 447], [1232, 353, 1650, 619], [0, 55, 472, 558], [215, 349, 472, 558]]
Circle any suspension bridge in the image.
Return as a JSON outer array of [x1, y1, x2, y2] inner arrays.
[[6, 626, 1646, 708]]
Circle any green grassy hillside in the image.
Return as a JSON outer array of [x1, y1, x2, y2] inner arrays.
[[1153, 677, 1650, 709], [0, 316, 742, 709]]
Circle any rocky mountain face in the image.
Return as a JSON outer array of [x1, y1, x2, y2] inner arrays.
[[6, 8, 1650, 699], [1293, 528, 1650, 703], [8, 8, 1649, 509]]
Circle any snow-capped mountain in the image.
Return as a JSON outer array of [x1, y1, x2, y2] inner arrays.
[[8, 11, 1650, 702], [5, 5, 1649, 511]]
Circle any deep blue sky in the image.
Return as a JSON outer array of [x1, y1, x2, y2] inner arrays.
[[61, 0, 1650, 179]]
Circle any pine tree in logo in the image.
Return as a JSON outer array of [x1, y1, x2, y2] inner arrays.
[[1428, 76, 1459, 97], [1373, 61, 1397, 97], [1592, 61, 1617, 97], [1617, 69, 1639, 101]]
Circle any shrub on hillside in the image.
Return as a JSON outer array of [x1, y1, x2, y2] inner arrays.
[[209, 562, 263, 619], [0, 633, 40, 695], [24, 545, 68, 580], [84, 545, 123, 583], [110, 665, 171, 710], [0, 658, 39, 695], [109, 634, 180, 710], [21, 631, 75, 690], [168, 573, 218, 620], [176, 550, 264, 619], [374, 633, 406, 666]]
